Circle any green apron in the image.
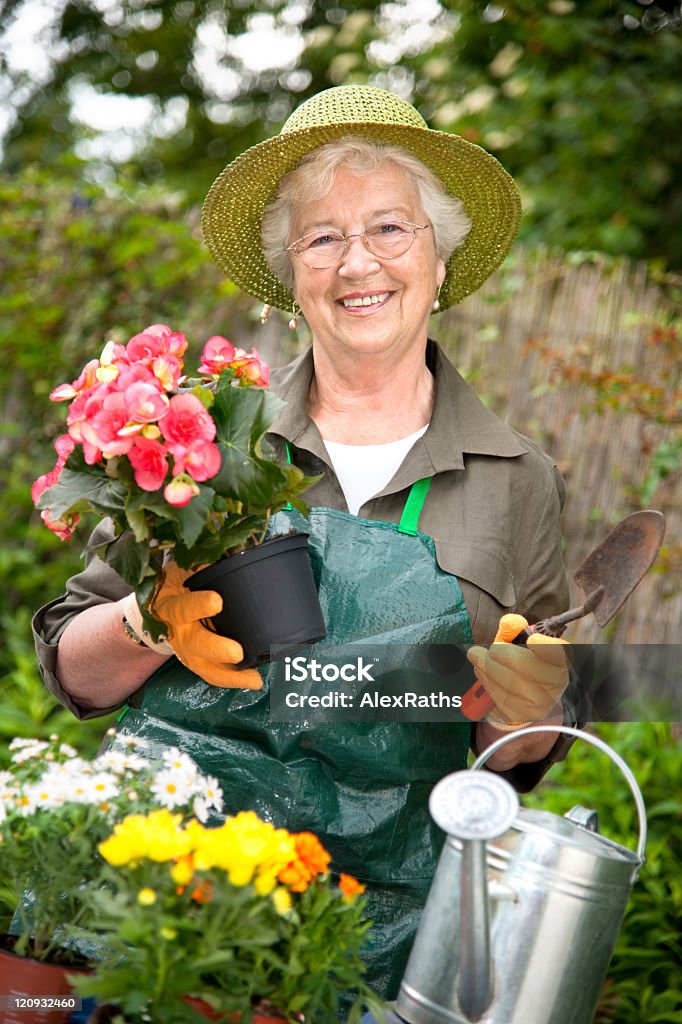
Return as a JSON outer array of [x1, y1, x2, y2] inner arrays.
[[117, 479, 473, 1002]]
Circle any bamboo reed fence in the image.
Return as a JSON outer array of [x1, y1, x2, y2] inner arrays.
[[435, 250, 680, 647]]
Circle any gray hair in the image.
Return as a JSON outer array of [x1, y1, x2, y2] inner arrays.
[[261, 136, 472, 289]]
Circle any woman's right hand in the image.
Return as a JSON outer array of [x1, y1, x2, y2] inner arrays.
[[151, 563, 262, 689]]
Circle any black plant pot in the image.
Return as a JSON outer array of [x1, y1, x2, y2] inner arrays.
[[185, 533, 326, 669]]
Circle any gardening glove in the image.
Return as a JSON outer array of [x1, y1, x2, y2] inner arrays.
[[467, 613, 569, 726], [151, 562, 262, 690]]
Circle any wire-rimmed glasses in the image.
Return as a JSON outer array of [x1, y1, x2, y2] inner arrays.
[[285, 220, 430, 269]]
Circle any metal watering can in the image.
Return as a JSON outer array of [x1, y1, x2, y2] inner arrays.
[[395, 726, 647, 1024]]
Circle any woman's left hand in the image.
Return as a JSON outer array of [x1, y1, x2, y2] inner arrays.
[[467, 614, 570, 725]]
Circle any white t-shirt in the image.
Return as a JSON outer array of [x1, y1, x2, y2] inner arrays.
[[323, 426, 428, 516]]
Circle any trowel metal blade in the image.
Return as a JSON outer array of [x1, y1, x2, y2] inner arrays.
[[573, 510, 666, 627]]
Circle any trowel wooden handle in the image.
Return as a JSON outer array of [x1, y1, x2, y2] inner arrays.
[[461, 616, 533, 721]]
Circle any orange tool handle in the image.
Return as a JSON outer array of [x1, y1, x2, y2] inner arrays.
[[461, 681, 495, 720]]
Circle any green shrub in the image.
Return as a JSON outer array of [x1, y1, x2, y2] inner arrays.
[[525, 723, 682, 1023]]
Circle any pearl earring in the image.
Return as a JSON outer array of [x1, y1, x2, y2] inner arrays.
[[289, 303, 300, 331], [259, 304, 271, 324], [431, 286, 442, 313]]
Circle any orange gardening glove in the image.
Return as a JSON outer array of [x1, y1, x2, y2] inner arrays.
[[151, 563, 262, 690], [466, 613, 570, 725]]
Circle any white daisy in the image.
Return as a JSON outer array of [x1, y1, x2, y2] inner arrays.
[[113, 734, 149, 751], [94, 750, 150, 775], [150, 768, 195, 809], [11, 741, 49, 764], [78, 771, 121, 804], [23, 780, 66, 811], [161, 747, 200, 779]]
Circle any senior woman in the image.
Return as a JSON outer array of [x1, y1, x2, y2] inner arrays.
[[34, 87, 572, 1004]]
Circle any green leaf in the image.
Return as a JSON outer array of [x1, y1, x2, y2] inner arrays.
[[39, 464, 127, 519], [93, 531, 152, 588], [127, 484, 215, 549]]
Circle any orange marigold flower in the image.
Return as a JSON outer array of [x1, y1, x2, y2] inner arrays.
[[339, 873, 365, 902], [277, 832, 331, 893], [190, 879, 213, 904], [293, 832, 331, 876], [277, 861, 310, 893]]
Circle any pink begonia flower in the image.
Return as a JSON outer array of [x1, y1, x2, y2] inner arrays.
[[123, 380, 170, 424], [152, 354, 184, 392], [81, 391, 134, 458], [66, 390, 104, 464], [41, 509, 80, 542], [169, 439, 221, 483], [97, 341, 130, 384], [32, 435, 80, 540], [144, 324, 187, 356], [198, 336, 237, 375], [116, 362, 157, 392], [159, 393, 216, 447], [127, 330, 165, 363], [31, 435, 76, 504], [128, 437, 169, 491], [50, 359, 101, 402], [232, 349, 270, 387], [164, 474, 199, 507]]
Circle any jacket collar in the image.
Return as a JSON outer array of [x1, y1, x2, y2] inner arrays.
[[269, 340, 528, 471]]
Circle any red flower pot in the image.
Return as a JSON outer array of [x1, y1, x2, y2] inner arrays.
[[0, 945, 89, 1024], [183, 996, 289, 1021]]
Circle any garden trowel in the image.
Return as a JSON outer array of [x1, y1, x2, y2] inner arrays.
[[461, 509, 666, 719]]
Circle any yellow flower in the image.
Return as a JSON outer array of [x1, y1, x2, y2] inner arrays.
[[271, 886, 293, 916], [191, 811, 296, 890], [99, 809, 193, 866], [170, 854, 194, 886], [137, 888, 157, 906], [160, 926, 178, 940]]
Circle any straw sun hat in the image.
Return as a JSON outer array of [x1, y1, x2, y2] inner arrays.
[[201, 85, 522, 313]]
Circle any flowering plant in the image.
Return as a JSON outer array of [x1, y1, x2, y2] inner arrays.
[[0, 733, 223, 965], [33, 325, 319, 638], [70, 809, 382, 1024]]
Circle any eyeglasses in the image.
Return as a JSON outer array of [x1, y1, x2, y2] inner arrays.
[[285, 220, 430, 269]]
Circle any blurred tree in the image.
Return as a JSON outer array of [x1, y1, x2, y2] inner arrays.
[[0, 0, 680, 265]]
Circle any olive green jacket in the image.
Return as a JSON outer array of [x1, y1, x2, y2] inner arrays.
[[33, 340, 569, 723]]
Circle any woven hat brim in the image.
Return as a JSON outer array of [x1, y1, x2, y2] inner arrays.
[[201, 121, 522, 312]]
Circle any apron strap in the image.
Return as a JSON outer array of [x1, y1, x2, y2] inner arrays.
[[283, 441, 293, 511], [285, 440, 432, 533], [398, 476, 432, 535]]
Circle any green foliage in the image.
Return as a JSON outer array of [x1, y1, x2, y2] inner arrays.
[[525, 723, 682, 1023], [2, 1, 681, 266]]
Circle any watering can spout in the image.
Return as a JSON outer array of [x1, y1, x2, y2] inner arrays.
[[457, 839, 494, 1021]]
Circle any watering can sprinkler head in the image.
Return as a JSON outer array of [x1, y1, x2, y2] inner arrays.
[[428, 773, 519, 1022]]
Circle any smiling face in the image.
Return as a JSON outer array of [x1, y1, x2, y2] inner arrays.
[[290, 164, 446, 366]]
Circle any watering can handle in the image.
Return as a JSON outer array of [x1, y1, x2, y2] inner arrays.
[[470, 725, 647, 861]]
